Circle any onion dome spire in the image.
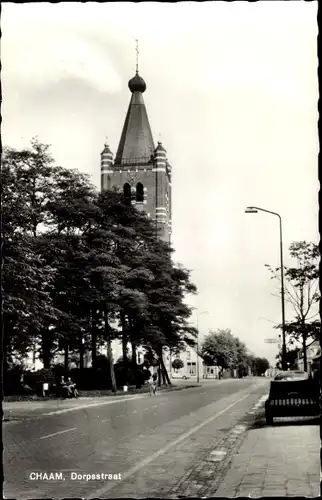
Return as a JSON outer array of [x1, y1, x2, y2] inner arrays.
[[128, 39, 146, 93], [115, 42, 154, 165], [128, 73, 146, 93]]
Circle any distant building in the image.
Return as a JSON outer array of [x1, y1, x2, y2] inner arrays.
[[297, 340, 321, 374], [163, 346, 207, 380], [203, 365, 220, 379]]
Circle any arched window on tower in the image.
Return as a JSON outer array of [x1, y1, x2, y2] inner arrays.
[[136, 182, 144, 202], [123, 183, 131, 205]]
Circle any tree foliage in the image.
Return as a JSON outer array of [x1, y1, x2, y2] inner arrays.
[[275, 346, 300, 371], [251, 357, 270, 376], [201, 329, 244, 371], [2, 140, 197, 390], [265, 241, 320, 371], [201, 329, 269, 377], [172, 358, 184, 371]]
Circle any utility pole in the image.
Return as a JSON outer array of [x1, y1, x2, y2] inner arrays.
[[245, 206, 287, 370]]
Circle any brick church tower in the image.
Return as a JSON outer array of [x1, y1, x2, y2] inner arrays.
[[100, 67, 172, 244]]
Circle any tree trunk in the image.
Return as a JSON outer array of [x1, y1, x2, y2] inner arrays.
[[79, 337, 84, 371], [91, 307, 97, 370], [42, 331, 52, 369], [64, 341, 69, 372], [131, 341, 137, 368], [156, 345, 167, 386], [302, 333, 308, 372], [131, 340, 142, 389], [157, 362, 162, 387], [160, 355, 171, 385], [3, 341, 10, 384], [120, 312, 129, 384], [122, 334, 128, 365], [104, 304, 116, 392], [120, 312, 128, 364]]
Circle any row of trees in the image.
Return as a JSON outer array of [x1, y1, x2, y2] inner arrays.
[[200, 329, 270, 377], [2, 139, 198, 391], [5, 139, 313, 391]]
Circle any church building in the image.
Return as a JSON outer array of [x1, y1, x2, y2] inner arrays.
[[100, 67, 172, 244]]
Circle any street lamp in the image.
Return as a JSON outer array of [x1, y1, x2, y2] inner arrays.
[[245, 206, 287, 370], [196, 310, 208, 383]]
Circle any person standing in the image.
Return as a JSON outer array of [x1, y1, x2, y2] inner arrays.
[[148, 372, 157, 396], [152, 372, 158, 395]]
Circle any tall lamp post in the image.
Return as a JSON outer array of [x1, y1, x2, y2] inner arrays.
[[245, 206, 287, 370], [196, 310, 208, 382]]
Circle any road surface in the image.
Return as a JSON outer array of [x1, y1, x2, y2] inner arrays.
[[4, 377, 268, 498]]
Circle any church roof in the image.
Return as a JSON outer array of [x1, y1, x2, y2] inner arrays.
[[154, 141, 167, 154], [115, 73, 155, 165], [101, 142, 113, 156]]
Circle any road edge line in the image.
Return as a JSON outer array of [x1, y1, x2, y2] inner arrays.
[[41, 395, 147, 416]]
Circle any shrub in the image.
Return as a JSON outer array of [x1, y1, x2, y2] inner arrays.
[[3, 363, 25, 395], [51, 363, 66, 382], [95, 354, 110, 371], [68, 368, 112, 390], [172, 358, 184, 371], [24, 368, 56, 395], [114, 364, 136, 387]]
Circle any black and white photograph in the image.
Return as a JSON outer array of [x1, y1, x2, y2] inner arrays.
[[2, 1, 319, 498]]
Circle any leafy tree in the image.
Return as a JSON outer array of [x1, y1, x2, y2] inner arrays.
[[2, 138, 56, 237], [172, 358, 184, 371], [266, 241, 319, 371], [96, 190, 197, 385], [2, 141, 59, 372], [234, 338, 249, 377], [2, 139, 199, 394], [253, 357, 270, 376], [275, 346, 300, 371], [201, 329, 238, 369]]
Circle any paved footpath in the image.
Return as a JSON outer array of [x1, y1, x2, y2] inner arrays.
[[214, 416, 320, 498]]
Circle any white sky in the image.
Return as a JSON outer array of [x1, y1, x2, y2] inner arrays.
[[2, 2, 318, 365]]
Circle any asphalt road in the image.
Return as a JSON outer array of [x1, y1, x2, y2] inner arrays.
[[4, 377, 269, 498]]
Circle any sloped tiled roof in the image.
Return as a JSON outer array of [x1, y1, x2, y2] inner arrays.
[[115, 74, 155, 165]]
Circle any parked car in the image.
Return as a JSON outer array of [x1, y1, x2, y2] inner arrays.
[[265, 371, 319, 425], [274, 370, 309, 381], [182, 374, 190, 380]]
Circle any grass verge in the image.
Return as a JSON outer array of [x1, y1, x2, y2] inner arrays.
[[4, 383, 200, 402]]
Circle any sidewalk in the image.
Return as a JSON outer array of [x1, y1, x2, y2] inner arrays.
[[214, 417, 320, 497]]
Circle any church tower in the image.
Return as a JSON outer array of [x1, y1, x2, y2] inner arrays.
[[100, 56, 172, 243]]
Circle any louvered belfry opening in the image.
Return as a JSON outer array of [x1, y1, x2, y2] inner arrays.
[[123, 183, 131, 205], [136, 182, 144, 202]]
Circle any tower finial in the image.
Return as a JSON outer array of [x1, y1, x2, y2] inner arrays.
[[104, 135, 108, 147], [135, 39, 139, 74]]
